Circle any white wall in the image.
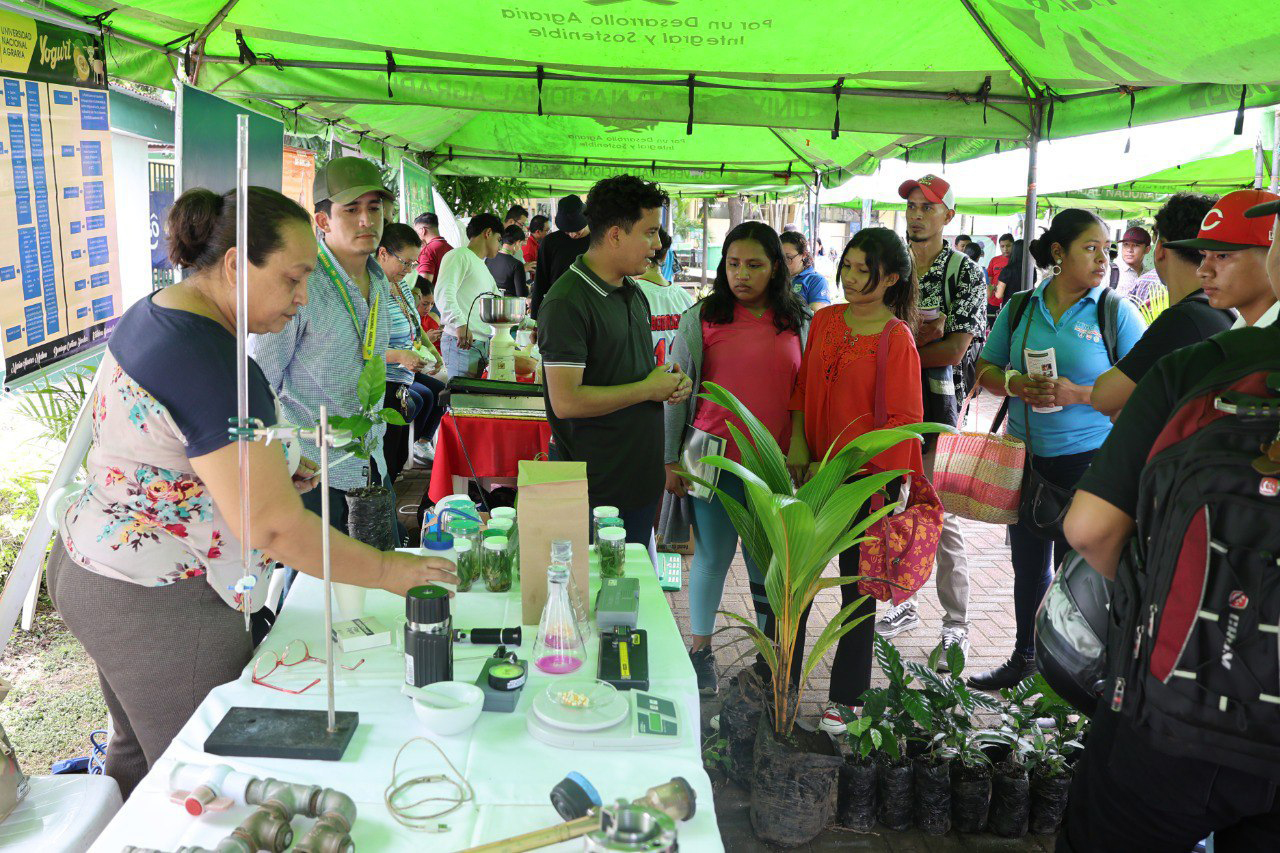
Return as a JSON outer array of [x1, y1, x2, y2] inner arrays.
[[110, 131, 151, 310]]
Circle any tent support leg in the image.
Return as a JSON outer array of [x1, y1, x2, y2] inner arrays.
[[1022, 103, 1042, 293], [701, 200, 709, 291], [1271, 110, 1280, 195]]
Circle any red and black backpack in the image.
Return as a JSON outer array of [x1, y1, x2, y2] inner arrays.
[[1106, 324, 1280, 779]]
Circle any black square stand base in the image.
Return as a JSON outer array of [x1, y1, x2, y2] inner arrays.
[[204, 707, 359, 761]]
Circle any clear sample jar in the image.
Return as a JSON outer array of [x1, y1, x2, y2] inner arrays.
[[448, 519, 481, 554], [597, 527, 627, 580], [592, 505, 619, 541], [454, 539, 478, 592], [483, 537, 512, 593], [486, 517, 514, 539]]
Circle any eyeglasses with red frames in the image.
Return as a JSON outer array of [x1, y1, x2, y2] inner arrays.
[[251, 639, 365, 695]]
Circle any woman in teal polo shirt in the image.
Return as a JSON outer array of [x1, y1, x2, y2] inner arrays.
[[968, 209, 1145, 690]]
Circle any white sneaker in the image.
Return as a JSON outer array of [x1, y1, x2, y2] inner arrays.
[[412, 439, 435, 465], [936, 627, 970, 673], [875, 600, 920, 638], [819, 704, 850, 735]]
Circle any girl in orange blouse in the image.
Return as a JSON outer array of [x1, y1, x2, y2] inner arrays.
[[786, 227, 924, 733]]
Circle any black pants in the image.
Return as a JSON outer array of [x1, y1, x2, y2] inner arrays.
[[1059, 709, 1280, 852], [770, 484, 890, 707], [383, 383, 420, 486], [1009, 449, 1096, 656]]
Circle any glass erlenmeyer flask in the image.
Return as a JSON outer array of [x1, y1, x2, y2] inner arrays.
[[534, 558, 587, 675]]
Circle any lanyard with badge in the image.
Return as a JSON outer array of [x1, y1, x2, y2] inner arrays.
[[317, 248, 380, 363]]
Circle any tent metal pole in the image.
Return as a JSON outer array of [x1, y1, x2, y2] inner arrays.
[[1023, 103, 1043, 294], [701, 200, 710, 290], [862, 197, 873, 231], [1272, 110, 1280, 195], [1255, 136, 1266, 190]]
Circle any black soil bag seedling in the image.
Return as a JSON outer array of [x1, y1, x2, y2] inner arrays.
[[912, 756, 952, 835], [749, 720, 842, 847], [875, 754, 913, 831], [950, 761, 992, 833], [346, 488, 397, 550], [988, 760, 1030, 838], [719, 671, 765, 790], [837, 758, 877, 831], [1029, 770, 1071, 835]]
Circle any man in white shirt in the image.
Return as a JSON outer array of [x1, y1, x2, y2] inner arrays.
[[435, 212, 503, 378], [636, 227, 694, 365]]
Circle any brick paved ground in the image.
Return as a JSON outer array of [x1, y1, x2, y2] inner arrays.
[[399, 393, 1057, 850]]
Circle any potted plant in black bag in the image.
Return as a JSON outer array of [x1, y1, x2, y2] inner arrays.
[[326, 357, 408, 549], [680, 382, 945, 847], [838, 714, 899, 831], [859, 635, 931, 832], [1027, 706, 1086, 835]]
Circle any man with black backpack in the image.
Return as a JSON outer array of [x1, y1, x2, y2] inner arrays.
[[875, 174, 986, 668], [1061, 192, 1280, 851]]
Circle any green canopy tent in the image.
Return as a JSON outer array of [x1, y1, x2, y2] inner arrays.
[[22, 0, 1280, 283], [21, 1, 1280, 172]]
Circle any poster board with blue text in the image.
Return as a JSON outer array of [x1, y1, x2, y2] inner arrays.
[[0, 8, 122, 384]]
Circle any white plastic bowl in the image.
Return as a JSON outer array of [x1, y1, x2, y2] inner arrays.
[[408, 681, 484, 736]]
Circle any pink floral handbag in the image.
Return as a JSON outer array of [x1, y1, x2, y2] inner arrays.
[[856, 321, 945, 604]]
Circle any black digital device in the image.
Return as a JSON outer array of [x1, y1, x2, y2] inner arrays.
[[598, 628, 649, 691]]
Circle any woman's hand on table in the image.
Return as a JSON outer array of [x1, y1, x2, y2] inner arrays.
[[664, 463, 689, 497], [379, 551, 458, 596], [291, 456, 320, 494]]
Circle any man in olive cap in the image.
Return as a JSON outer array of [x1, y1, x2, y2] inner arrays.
[[251, 157, 399, 554]]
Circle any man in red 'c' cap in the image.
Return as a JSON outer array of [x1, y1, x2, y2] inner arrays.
[[1167, 189, 1278, 328]]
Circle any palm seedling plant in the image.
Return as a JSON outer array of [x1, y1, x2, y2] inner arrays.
[[680, 382, 946, 845]]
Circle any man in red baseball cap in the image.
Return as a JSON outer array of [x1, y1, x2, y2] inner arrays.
[[1059, 187, 1280, 852], [874, 173, 986, 675], [1116, 225, 1151, 296], [1166, 189, 1278, 328]]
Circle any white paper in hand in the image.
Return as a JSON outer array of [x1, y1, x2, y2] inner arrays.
[[1024, 347, 1063, 413]]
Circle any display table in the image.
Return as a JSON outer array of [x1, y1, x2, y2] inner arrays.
[[428, 414, 551, 504], [88, 545, 721, 852]]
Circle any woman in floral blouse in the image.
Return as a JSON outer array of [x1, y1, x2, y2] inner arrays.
[[49, 187, 455, 799]]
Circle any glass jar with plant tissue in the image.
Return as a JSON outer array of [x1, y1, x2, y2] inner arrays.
[[483, 537, 512, 592], [597, 527, 626, 580], [453, 539, 478, 592]]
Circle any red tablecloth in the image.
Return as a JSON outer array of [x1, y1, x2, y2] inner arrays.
[[427, 413, 551, 503]]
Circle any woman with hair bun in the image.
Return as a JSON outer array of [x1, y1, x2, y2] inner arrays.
[[967, 209, 1144, 692], [48, 186, 456, 799]]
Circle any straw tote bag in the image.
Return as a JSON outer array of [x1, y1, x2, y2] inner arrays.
[[857, 321, 945, 604], [932, 387, 1026, 525]]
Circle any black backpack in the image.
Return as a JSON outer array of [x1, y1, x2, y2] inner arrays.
[[1105, 325, 1280, 780]]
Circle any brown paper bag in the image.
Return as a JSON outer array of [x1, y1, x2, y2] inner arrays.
[[517, 460, 589, 625]]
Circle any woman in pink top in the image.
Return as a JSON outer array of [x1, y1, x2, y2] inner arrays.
[[663, 222, 809, 694]]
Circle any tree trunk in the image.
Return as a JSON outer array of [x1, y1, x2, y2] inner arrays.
[[728, 195, 745, 231]]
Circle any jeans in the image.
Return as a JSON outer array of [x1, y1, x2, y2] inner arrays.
[[688, 473, 769, 637], [411, 373, 447, 442], [441, 332, 487, 379], [383, 382, 422, 485], [1060, 710, 1280, 852], [1009, 449, 1097, 656]]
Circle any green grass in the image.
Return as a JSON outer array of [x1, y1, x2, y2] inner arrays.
[[1, 608, 107, 774]]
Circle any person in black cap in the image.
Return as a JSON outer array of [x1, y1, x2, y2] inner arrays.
[[530, 195, 591, 318]]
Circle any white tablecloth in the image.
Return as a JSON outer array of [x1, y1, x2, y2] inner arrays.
[[88, 545, 721, 851]]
